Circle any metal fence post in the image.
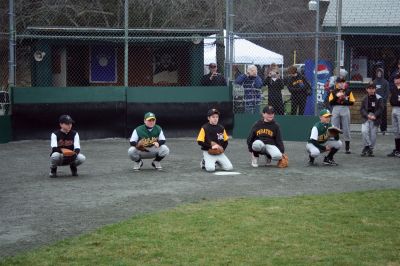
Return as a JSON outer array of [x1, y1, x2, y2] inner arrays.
[[124, 0, 129, 87], [8, 0, 16, 87]]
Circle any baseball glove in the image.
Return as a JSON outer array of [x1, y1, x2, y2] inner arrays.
[[61, 148, 77, 164], [208, 141, 224, 155], [136, 139, 149, 152], [61, 148, 76, 157], [327, 126, 343, 137], [277, 153, 289, 168]]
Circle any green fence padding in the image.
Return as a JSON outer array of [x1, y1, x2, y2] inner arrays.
[[233, 113, 319, 142], [0, 115, 12, 143], [127, 86, 230, 103], [13, 86, 230, 104], [13, 87, 126, 104]]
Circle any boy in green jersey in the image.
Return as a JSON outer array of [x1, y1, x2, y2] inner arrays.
[[306, 109, 342, 166], [128, 112, 170, 170]]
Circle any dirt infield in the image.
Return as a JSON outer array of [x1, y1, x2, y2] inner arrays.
[[1, 134, 399, 257]]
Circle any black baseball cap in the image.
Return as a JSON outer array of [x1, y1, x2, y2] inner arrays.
[[207, 108, 220, 116], [262, 106, 275, 114], [59, 114, 74, 124]]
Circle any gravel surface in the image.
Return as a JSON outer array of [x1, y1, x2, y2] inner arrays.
[[1, 134, 399, 257]]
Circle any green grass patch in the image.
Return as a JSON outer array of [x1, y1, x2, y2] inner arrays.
[[1, 190, 400, 265]]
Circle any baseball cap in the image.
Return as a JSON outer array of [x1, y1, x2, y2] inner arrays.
[[207, 108, 220, 116], [144, 112, 156, 120], [319, 109, 332, 117], [209, 63, 217, 68], [59, 114, 74, 124], [262, 106, 275, 114]]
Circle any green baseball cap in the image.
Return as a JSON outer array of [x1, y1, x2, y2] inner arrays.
[[319, 109, 332, 117], [144, 112, 156, 120]]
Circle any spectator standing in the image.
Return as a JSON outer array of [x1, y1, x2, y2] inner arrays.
[[235, 65, 263, 113], [284, 65, 311, 115], [265, 70, 285, 115], [201, 63, 227, 86], [373, 68, 390, 134]]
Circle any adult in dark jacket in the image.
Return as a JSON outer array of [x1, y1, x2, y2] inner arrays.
[[373, 68, 390, 133], [265, 71, 285, 115], [360, 84, 384, 156], [284, 65, 311, 115], [247, 106, 284, 167], [201, 63, 227, 86]]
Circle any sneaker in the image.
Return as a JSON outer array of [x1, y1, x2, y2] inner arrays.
[[200, 159, 205, 170], [387, 150, 397, 157], [361, 146, 369, 157], [308, 155, 315, 166], [70, 165, 78, 176], [133, 160, 144, 171], [152, 160, 162, 170], [323, 157, 338, 166], [251, 155, 258, 168], [367, 147, 374, 157], [345, 149, 351, 154], [395, 151, 400, 158], [49, 167, 57, 178], [264, 155, 272, 165]]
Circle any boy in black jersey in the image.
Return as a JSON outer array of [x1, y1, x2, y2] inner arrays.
[[197, 108, 233, 172], [247, 106, 284, 167], [360, 84, 384, 156], [49, 115, 86, 177]]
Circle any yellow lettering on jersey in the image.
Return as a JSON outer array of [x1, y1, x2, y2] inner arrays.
[[256, 129, 273, 137]]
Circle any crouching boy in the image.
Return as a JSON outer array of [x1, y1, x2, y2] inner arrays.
[[49, 115, 86, 177], [306, 109, 342, 166]]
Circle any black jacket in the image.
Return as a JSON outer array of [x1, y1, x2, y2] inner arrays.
[[265, 76, 284, 100], [360, 94, 384, 126], [247, 119, 284, 153], [284, 74, 311, 97], [200, 73, 227, 86], [389, 87, 400, 107]]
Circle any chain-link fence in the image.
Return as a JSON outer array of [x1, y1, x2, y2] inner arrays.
[[2, 0, 400, 122]]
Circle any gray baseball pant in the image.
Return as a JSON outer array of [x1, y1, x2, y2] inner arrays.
[[392, 107, 400, 139], [361, 120, 378, 148], [50, 152, 86, 168], [252, 140, 282, 161], [306, 140, 342, 158], [332, 105, 351, 141], [128, 145, 170, 161], [202, 151, 233, 172]]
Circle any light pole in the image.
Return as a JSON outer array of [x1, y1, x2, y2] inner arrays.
[[309, 0, 320, 115], [335, 0, 342, 76]]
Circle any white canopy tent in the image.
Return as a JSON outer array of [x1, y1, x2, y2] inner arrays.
[[204, 32, 284, 66]]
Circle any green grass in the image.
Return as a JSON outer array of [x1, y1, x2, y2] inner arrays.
[[2, 190, 400, 266]]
